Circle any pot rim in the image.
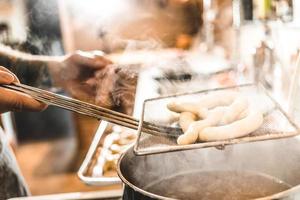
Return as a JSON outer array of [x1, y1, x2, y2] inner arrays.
[[117, 148, 176, 200], [116, 147, 300, 200]]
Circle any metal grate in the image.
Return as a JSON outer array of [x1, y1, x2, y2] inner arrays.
[[134, 83, 300, 155]]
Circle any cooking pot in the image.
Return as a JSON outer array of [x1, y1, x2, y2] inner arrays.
[[117, 137, 300, 200]]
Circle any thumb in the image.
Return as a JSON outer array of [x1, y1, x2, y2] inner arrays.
[[0, 88, 48, 112], [0, 71, 15, 84], [70, 51, 112, 69], [0, 66, 20, 84]]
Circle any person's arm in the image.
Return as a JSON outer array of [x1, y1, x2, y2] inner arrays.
[[0, 44, 55, 87], [0, 44, 112, 103]]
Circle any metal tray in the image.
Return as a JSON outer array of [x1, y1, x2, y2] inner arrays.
[[78, 121, 121, 186]]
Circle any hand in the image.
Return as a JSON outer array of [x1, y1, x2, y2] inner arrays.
[[0, 66, 47, 113], [49, 50, 112, 103], [87, 64, 138, 114]]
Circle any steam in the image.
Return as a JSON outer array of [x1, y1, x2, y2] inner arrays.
[[123, 137, 300, 199], [123, 38, 163, 52], [67, 0, 163, 52]]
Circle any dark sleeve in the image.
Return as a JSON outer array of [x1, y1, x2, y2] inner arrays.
[[0, 130, 30, 199], [0, 54, 52, 87]]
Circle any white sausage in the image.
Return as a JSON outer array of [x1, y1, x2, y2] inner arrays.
[[167, 91, 238, 118], [220, 96, 248, 125], [179, 112, 198, 132], [167, 101, 208, 118], [177, 107, 227, 145], [199, 110, 264, 142], [196, 91, 238, 109], [238, 108, 249, 119]]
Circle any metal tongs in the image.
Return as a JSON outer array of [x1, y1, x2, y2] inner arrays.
[[1, 83, 183, 137]]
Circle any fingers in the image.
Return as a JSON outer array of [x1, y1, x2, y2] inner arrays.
[[93, 65, 138, 114], [0, 66, 19, 84], [92, 50, 105, 57], [0, 66, 47, 113], [0, 87, 47, 113], [70, 50, 113, 69], [0, 71, 14, 84], [94, 68, 115, 108], [64, 80, 96, 104]]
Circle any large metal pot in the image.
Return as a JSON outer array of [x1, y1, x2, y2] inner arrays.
[[117, 137, 300, 200]]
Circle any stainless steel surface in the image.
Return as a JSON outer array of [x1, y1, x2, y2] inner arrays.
[[78, 121, 122, 186], [134, 83, 300, 155], [9, 189, 123, 200], [288, 52, 300, 116], [118, 137, 300, 200], [1, 83, 181, 137]]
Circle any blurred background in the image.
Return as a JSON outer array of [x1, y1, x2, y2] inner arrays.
[[1, 0, 300, 197]]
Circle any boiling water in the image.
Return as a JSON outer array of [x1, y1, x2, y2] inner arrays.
[[144, 170, 291, 200]]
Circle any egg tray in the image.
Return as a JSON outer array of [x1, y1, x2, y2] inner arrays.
[[78, 121, 135, 186]]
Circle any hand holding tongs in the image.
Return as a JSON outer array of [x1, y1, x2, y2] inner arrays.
[[1, 83, 182, 137]]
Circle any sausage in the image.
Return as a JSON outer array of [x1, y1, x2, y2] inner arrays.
[[179, 112, 198, 132], [220, 96, 248, 125], [177, 107, 227, 145], [197, 91, 238, 109], [238, 108, 249, 119], [167, 91, 238, 118], [167, 101, 208, 118], [199, 109, 264, 142]]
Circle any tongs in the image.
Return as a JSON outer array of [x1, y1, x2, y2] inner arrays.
[[1, 83, 183, 137]]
